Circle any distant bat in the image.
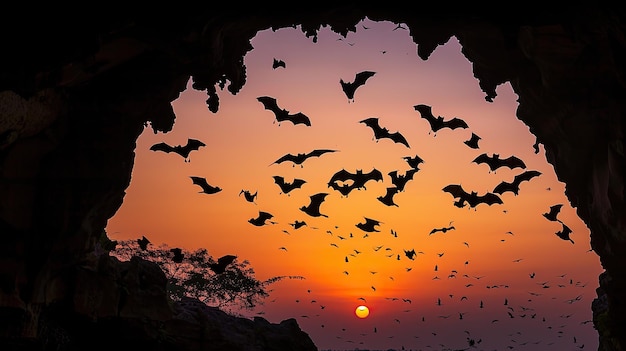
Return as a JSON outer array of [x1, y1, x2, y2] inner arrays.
[[404, 249, 417, 260], [356, 217, 382, 232], [340, 70, 376, 102], [239, 189, 258, 203], [271, 149, 337, 167], [555, 222, 574, 244], [464, 133, 481, 149], [272, 58, 286, 69], [328, 168, 383, 191], [257, 96, 311, 126], [170, 248, 184, 263], [249, 211, 276, 226], [388, 169, 419, 192], [300, 193, 329, 218], [359, 117, 410, 148], [137, 236, 150, 250], [150, 138, 206, 162], [543, 204, 563, 222], [289, 220, 307, 229], [414, 104, 469, 134], [377, 187, 400, 207], [430, 226, 455, 235], [442, 184, 503, 208], [190, 176, 222, 194], [473, 153, 526, 172], [209, 254, 237, 274], [403, 155, 425, 169], [273, 175, 306, 194], [493, 170, 542, 195]]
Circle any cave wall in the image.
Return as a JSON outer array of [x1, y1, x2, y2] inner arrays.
[[1, 6, 624, 351]]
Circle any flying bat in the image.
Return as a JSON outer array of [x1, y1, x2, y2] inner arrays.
[[300, 193, 329, 218], [249, 211, 276, 226], [149, 138, 206, 162], [239, 189, 258, 203], [359, 117, 410, 148], [257, 96, 311, 126], [289, 220, 307, 229], [472, 153, 526, 172], [271, 149, 337, 167], [404, 249, 417, 260], [170, 248, 184, 263], [377, 187, 400, 207], [340, 70, 376, 102], [388, 169, 419, 192], [430, 226, 455, 235], [190, 176, 222, 194], [209, 254, 237, 274], [555, 222, 574, 244], [464, 133, 481, 149], [403, 154, 425, 170], [273, 175, 306, 194], [493, 170, 542, 195], [356, 217, 382, 232], [328, 168, 383, 191], [414, 104, 469, 134], [272, 58, 286, 69], [442, 184, 503, 208], [543, 204, 563, 222]]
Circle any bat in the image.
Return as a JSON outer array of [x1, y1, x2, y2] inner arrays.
[[257, 96, 311, 126], [249, 211, 276, 226], [493, 170, 542, 195], [209, 254, 237, 274], [170, 248, 184, 263], [377, 187, 400, 207], [429, 226, 455, 235], [273, 175, 306, 194], [464, 133, 481, 149], [543, 204, 563, 222], [414, 104, 469, 134], [328, 168, 383, 191], [404, 249, 417, 260], [149, 138, 206, 162], [272, 58, 286, 69], [239, 189, 258, 203], [271, 149, 337, 166], [300, 193, 329, 218], [359, 117, 410, 148], [190, 176, 222, 194], [472, 153, 526, 172], [556, 222, 574, 244], [442, 184, 503, 208], [356, 217, 382, 232], [403, 154, 425, 169], [328, 181, 357, 197], [137, 236, 150, 250], [388, 169, 419, 192], [289, 220, 307, 229], [340, 70, 376, 102]]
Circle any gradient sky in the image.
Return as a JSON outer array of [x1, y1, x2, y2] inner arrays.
[[106, 18, 603, 350]]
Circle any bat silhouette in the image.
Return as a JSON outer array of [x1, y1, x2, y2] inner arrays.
[[359, 117, 410, 148], [300, 193, 329, 218], [272, 58, 286, 69], [249, 211, 276, 226], [388, 169, 419, 192], [170, 248, 184, 263], [273, 175, 306, 194], [472, 153, 526, 172], [356, 217, 382, 232], [239, 189, 258, 203], [403, 155, 425, 170], [190, 176, 222, 194], [150, 138, 206, 162], [555, 222, 574, 244], [328, 181, 358, 197], [209, 254, 237, 274], [429, 226, 455, 235], [493, 170, 542, 195], [464, 133, 481, 149], [340, 70, 376, 102], [271, 149, 337, 167], [257, 96, 311, 126], [377, 187, 400, 207], [404, 249, 417, 260], [137, 236, 150, 251], [543, 204, 563, 222], [328, 168, 383, 191], [289, 220, 307, 229], [442, 184, 503, 208], [414, 104, 469, 134]]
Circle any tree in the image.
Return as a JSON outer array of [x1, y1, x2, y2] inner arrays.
[[110, 239, 304, 313]]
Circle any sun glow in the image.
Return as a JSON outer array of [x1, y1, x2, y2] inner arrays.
[[355, 305, 370, 319]]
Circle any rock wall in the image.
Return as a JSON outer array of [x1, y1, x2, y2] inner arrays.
[[1, 6, 624, 351]]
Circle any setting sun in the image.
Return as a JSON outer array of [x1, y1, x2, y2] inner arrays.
[[355, 305, 370, 319]]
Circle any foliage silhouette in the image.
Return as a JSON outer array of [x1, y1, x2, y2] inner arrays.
[[111, 239, 304, 312]]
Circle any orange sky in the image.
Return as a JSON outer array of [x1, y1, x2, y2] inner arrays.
[[106, 18, 602, 350]]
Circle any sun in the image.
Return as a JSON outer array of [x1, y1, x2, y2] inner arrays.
[[355, 305, 370, 319]]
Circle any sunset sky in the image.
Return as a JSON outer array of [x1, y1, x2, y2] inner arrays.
[[106, 18, 603, 350]]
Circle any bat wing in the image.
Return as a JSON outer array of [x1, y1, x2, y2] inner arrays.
[[504, 155, 527, 169], [290, 178, 307, 189], [272, 153, 297, 164], [329, 169, 354, 183], [477, 192, 503, 206], [472, 153, 492, 166], [443, 117, 469, 130], [360, 117, 382, 134], [259, 211, 274, 221], [150, 142, 175, 153], [414, 104, 437, 126], [190, 176, 209, 189], [185, 138, 206, 151], [514, 170, 542, 184], [310, 193, 329, 205], [307, 149, 337, 159], [287, 112, 311, 126], [353, 71, 376, 87], [364, 168, 383, 182], [257, 96, 282, 116], [492, 181, 516, 195], [442, 184, 468, 200], [389, 131, 410, 147]]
